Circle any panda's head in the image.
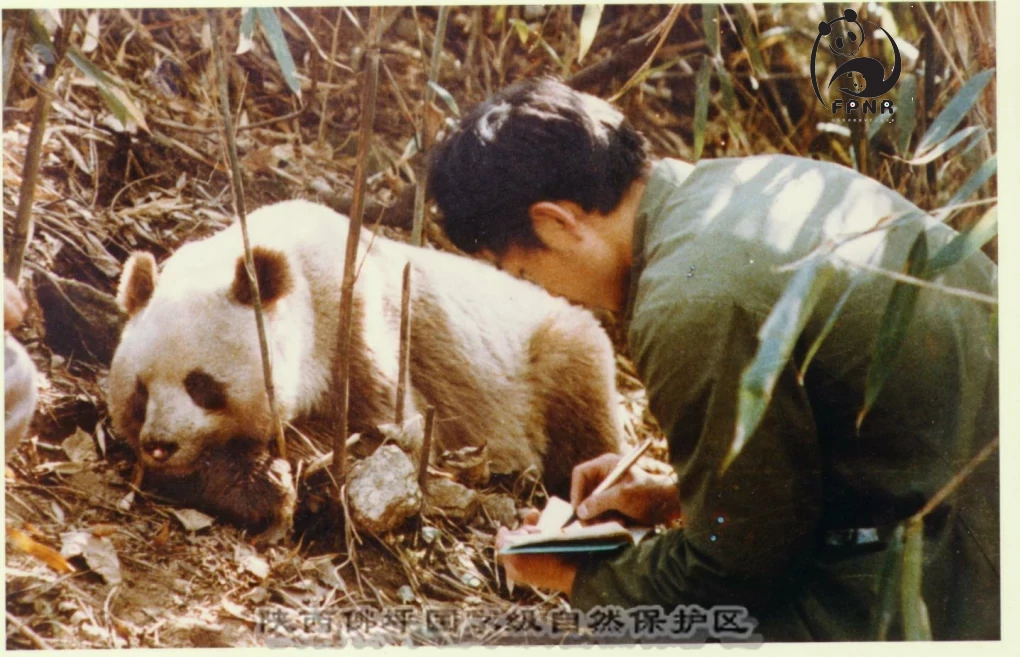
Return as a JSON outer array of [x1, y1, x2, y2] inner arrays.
[[818, 9, 864, 59], [108, 244, 295, 476]]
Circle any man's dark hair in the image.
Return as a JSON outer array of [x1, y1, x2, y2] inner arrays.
[[428, 77, 650, 254]]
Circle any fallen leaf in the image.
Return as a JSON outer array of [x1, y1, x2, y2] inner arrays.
[[62, 428, 99, 463], [313, 559, 347, 591], [236, 544, 270, 579], [170, 508, 215, 532], [152, 519, 171, 548], [117, 491, 135, 512], [7, 527, 77, 574], [61, 531, 123, 585], [220, 596, 253, 622], [34, 461, 86, 476], [91, 524, 119, 538]]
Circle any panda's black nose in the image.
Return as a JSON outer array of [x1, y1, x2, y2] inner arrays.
[[142, 441, 179, 463]]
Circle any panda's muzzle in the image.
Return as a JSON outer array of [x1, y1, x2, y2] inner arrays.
[[142, 440, 180, 464]]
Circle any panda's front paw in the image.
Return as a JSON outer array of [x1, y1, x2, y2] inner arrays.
[[252, 458, 297, 544], [176, 448, 297, 537]]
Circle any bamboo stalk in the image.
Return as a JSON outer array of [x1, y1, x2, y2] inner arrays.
[[332, 6, 383, 497], [411, 5, 449, 247], [208, 9, 286, 460], [395, 261, 412, 424], [5, 12, 71, 284], [418, 406, 436, 491]]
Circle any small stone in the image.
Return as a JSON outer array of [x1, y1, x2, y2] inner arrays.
[[425, 478, 479, 522], [396, 585, 415, 604], [377, 415, 425, 456], [348, 445, 422, 534], [480, 494, 518, 529]]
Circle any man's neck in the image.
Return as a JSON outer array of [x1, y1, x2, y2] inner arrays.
[[600, 172, 650, 312]]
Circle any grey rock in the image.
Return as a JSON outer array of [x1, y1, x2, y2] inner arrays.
[[425, 477, 479, 522], [480, 493, 518, 529], [348, 445, 421, 534]]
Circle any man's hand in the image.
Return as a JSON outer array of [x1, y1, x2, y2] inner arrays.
[[495, 509, 578, 595], [570, 453, 681, 526]]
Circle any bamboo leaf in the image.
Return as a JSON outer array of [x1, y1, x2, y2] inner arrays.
[[897, 73, 916, 154], [703, 4, 720, 58], [67, 48, 149, 132], [914, 68, 994, 156], [799, 277, 861, 385], [901, 519, 932, 640], [906, 126, 980, 165], [872, 524, 905, 640], [255, 7, 301, 99], [945, 155, 996, 209], [693, 55, 711, 160], [427, 81, 460, 118], [508, 18, 530, 46], [27, 10, 57, 65], [724, 258, 834, 473], [577, 4, 603, 64], [82, 11, 100, 54], [236, 7, 256, 55], [537, 36, 563, 68], [928, 205, 997, 274], [858, 230, 928, 429], [713, 59, 735, 112], [736, 5, 765, 76]]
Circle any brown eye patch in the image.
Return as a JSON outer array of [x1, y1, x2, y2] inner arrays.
[[184, 370, 228, 411], [130, 379, 148, 425]]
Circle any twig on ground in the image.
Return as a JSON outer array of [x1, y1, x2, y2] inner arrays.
[[6, 611, 54, 650]]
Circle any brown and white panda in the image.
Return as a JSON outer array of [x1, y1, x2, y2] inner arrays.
[[107, 200, 623, 532]]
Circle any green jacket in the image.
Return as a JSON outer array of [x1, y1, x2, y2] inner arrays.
[[570, 156, 999, 641]]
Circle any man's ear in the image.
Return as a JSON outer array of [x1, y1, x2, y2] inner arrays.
[[528, 201, 585, 251], [117, 252, 158, 317], [231, 246, 294, 308]]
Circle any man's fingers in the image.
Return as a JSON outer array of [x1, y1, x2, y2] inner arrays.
[[569, 453, 622, 508], [577, 487, 622, 521], [522, 508, 541, 526]]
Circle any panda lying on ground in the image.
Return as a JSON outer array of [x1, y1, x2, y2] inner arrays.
[[107, 200, 623, 534]]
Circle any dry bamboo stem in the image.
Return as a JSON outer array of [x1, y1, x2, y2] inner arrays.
[[332, 6, 383, 497], [418, 406, 436, 491], [208, 9, 286, 460], [5, 12, 70, 284], [411, 5, 449, 247], [394, 261, 412, 424]]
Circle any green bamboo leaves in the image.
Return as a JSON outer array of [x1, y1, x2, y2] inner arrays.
[[693, 55, 711, 161], [928, 205, 997, 274], [238, 8, 301, 99], [725, 257, 834, 473], [27, 10, 148, 133], [909, 68, 994, 164], [858, 230, 929, 429]]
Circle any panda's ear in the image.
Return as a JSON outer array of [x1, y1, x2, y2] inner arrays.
[[818, 21, 831, 36], [844, 9, 857, 22], [231, 247, 294, 308], [117, 252, 158, 317]]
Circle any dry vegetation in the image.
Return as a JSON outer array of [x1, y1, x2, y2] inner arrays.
[[3, 4, 996, 648]]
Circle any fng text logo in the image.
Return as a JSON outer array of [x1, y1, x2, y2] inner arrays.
[[810, 9, 901, 118]]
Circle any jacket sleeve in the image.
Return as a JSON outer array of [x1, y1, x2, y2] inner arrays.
[[571, 298, 823, 611]]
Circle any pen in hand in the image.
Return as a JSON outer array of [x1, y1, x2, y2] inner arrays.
[[561, 437, 655, 529]]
